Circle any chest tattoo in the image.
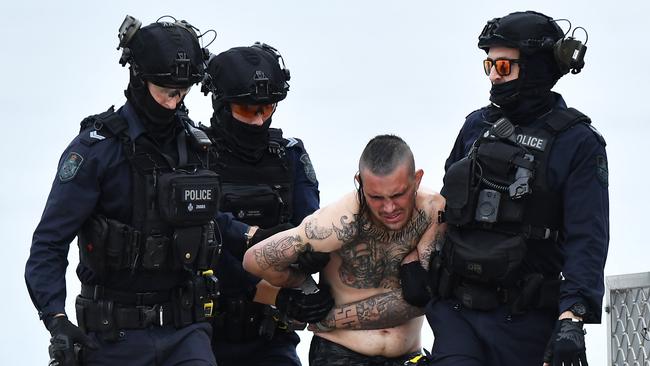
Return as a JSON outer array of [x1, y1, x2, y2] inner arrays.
[[338, 209, 430, 289]]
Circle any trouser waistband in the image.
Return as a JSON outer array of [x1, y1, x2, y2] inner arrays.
[[310, 336, 421, 366]]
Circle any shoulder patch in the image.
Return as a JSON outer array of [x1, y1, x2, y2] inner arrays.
[[596, 155, 608, 188], [58, 152, 84, 182], [286, 137, 299, 148], [299, 153, 317, 184]]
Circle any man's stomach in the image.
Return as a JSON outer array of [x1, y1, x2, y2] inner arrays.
[[314, 316, 423, 357]]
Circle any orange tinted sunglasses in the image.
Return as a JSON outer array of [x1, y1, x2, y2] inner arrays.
[[483, 58, 520, 76], [230, 103, 276, 120]]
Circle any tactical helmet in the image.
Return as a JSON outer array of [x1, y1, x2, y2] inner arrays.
[[478, 11, 564, 54], [478, 11, 586, 75], [204, 42, 290, 105], [118, 15, 207, 88]]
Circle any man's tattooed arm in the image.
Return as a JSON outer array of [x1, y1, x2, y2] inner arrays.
[[304, 217, 334, 240], [312, 289, 424, 331], [248, 233, 308, 288]]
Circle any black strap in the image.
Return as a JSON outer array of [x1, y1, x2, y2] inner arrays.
[[543, 107, 591, 133], [81, 284, 171, 305], [77, 296, 175, 331]]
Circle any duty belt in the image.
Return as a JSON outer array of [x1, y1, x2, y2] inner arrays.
[[76, 296, 175, 331], [451, 277, 561, 313], [81, 284, 171, 305]]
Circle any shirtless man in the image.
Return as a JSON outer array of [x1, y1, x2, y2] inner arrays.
[[243, 134, 446, 365]]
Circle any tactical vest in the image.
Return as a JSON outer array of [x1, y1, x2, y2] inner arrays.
[[441, 107, 592, 286], [76, 107, 221, 282], [209, 128, 294, 229]]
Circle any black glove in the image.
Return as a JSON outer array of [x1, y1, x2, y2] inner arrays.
[[543, 319, 588, 366], [251, 223, 294, 246], [295, 244, 330, 274], [275, 284, 335, 323], [399, 262, 431, 307], [46, 316, 98, 366]]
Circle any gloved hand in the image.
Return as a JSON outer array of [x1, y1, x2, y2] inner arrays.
[[543, 318, 588, 366], [295, 243, 330, 274], [46, 316, 98, 366], [251, 223, 294, 246], [399, 262, 431, 307], [275, 284, 335, 323]]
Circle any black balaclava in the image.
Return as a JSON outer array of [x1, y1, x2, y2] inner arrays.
[[490, 51, 560, 124], [211, 103, 272, 163], [126, 71, 181, 145]]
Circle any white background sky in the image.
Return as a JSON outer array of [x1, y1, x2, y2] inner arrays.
[[2, 1, 648, 365]]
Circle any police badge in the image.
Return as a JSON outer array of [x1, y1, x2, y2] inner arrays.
[[300, 153, 317, 184], [58, 152, 84, 182]]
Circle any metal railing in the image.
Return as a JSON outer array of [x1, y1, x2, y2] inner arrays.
[[606, 272, 650, 366]]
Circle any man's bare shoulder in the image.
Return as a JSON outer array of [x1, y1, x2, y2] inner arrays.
[[416, 187, 446, 214], [299, 191, 360, 252]]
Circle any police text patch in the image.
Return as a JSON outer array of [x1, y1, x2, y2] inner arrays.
[[58, 152, 84, 182], [596, 155, 608, 187], [300, 154, 318, 184], [515, 133, 547, 151]]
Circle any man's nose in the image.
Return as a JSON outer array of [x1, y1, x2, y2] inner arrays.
[[489, 66, 502, 84], [250, 113, 265, 126], [382, 200, 396, 213], [162, 95, 182, 110]]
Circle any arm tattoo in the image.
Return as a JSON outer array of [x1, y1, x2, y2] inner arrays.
[[419, 228, 443, 271], [319, 290, 424, 330], [304, 217, 334, 240], [419, 242, 434, 271], [253, 234, 306, 271]]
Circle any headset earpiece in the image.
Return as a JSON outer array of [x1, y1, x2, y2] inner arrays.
[[554, 37, 587, 75]]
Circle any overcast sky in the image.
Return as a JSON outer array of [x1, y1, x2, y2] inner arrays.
[[3, 0, 648, 365]]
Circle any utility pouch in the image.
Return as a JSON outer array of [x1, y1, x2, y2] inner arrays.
[[221, 183, 282, 228], [158, 169, 220, 227], [105, 218, 137, 271], [218, 298, 248, 342], [74, 296, 119, 341], [445, 226, 526, 283], [171, 281, 195, 328], [78, 215, 109, 281], [510, 273, 544, 314], [441, 157, 479, 225], [453, 282, 499, 311], [173, 226, 203, 270], [141, 235, 169, 270]]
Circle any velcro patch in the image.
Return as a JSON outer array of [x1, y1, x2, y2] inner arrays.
[[58, 152, 84, 182], [300, 153, 317, 184]]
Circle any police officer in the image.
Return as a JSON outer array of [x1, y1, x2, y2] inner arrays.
[[403, 11, 608, 366], [25, 15, 221, 365], [201, 43, 332, 366]]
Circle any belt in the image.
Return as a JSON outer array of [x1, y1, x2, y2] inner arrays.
[[76, 296, 175, 331], [81, 284, 171, 305]]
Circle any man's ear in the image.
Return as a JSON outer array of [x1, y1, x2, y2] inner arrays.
[[414, 169, 424, 188]]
